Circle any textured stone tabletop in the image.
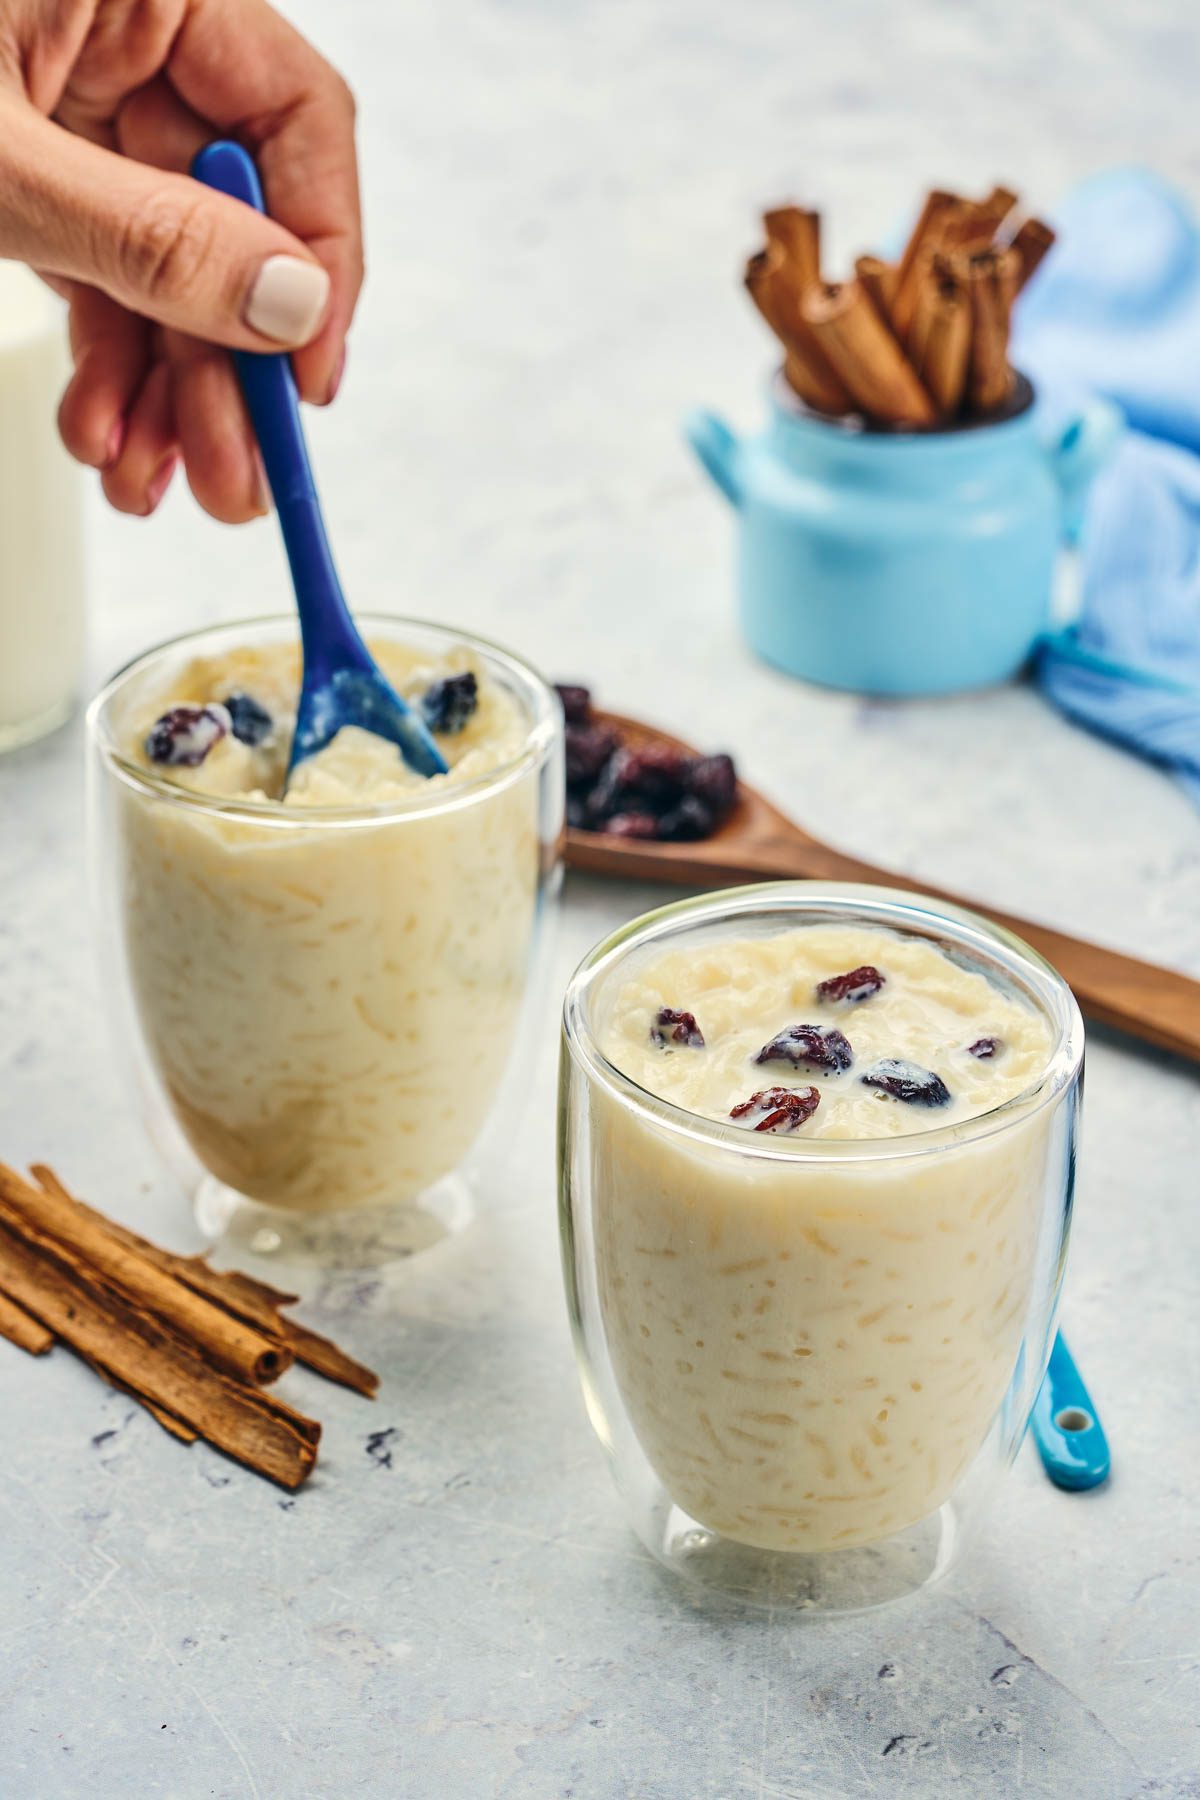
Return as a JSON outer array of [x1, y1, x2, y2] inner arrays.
[[2, 1, 1199, 1795]]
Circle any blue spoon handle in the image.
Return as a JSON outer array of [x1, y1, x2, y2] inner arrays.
[[190, 140, 363, 682], [1031, 1332, 1110, 1491]]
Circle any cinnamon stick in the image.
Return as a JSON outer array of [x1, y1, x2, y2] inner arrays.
[[801, 280, 936, 427], [1010, 217, 1056, 291], [745, 247, 851, 415], [30, 1165, 378, 1399], [907, 256, 971, 417], [937, 186, 1019, 253], [854, 255, 899, 327], [0, 1268, 195, 1434], [0, 1287, 52, 1355], [962, 246, 1019, 414], [0, 1163, 290, 1387], [0, 1219, 318, 1488], [981, 184, 1019, 231], [763, 206, 822, 290], [104, 1372, 200, 1443], [892, 189, 958, 337]]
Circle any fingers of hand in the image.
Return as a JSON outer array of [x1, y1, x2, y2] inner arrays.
[[5, 108, 330, 350], [166, 332, 269, 525], [167, 0, 363, 401], [57, 283, 149, 469], [100, 358, 179, 515], [115, 74, 209, 176]]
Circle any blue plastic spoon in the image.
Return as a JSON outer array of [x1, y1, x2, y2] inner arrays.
[[191, 141, 446, 781], [1030, 1332, 1111, 1491]]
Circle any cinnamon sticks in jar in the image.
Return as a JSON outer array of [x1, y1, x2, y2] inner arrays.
[[744, 183, 1055, 431], [802, 282, 934, 428]]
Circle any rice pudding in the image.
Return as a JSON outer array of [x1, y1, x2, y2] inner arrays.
[[589, 921, 1059, 1553], [100, 627, 554, 1216]]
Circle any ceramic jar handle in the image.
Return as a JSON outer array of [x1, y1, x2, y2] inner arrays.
[[684, 409, 743, 506], [1045, 396, 1124, 544]]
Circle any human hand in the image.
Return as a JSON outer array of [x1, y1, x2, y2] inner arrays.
[[0, 0, 362, 520]]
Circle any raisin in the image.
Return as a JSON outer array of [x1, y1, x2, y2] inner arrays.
[[582, 756, 628, 824], [730, 1085, 821, 1132], [651, 1007, 705, 1048], [565, 721, 619, 788], [144, 703, 230, 768], [612, 744, 692, 807], [816, 965, 886, 1005], [656, 795, 715, 842], [222, 691, 274, 746], [755, 1024, 853, 1074], [603, 811, 659, 839], [967, 1037, 1003, 1059], [421, 671, 478, 733], [555, 684, 592, 725], [861, 1059, 951, 1106], [687, 753, 737, 821]]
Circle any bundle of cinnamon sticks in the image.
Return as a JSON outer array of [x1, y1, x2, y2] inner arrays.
[[745, 185, 1055, 429], [0, 1162, 379, 1489]]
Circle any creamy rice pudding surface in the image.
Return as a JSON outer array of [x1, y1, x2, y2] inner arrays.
[[591, 923, 1056, 1552], [115, 639, 538, 1213]]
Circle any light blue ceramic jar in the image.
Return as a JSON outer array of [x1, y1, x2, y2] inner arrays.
[[685, 375, 1122, 696]]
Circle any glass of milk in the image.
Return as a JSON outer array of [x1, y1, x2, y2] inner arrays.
[[0, 264, 85, 751], [559, 883, 1084, 1613]]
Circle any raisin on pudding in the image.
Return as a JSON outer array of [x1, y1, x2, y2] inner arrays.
[[223, 692, 274, 746], [816, 965, 886, 1005], [967, 1037, 1004, 1059], [651, 1007, 705, 1048], [145, 703, 230, 768], [755, 1024, 854, 1074], [421, 671, 478, 734], [730, 1085, 821, 1132], [861, 1058, 952, 1106]]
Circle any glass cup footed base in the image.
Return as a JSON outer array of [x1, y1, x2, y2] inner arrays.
[[630, 1479, 964, 1616], [0, 690, 75, 755], [193, 1170, 476, 1270]]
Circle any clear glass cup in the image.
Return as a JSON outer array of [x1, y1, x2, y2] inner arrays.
[[559, 883, 1084, 1614], [89, 614, 563, 1265], [0, 264, 85, 753]]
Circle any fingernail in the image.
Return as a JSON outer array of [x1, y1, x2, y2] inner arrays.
[[103, 417, 125, 469], [325, 345, 347, 406], [146, 453, 178, 514], [252, 458, 271, 517], [245, 256, 330, 345]]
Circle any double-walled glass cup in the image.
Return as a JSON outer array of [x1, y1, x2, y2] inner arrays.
[[559, 884, 1084, 1613], [89, 615, 563, 1264]]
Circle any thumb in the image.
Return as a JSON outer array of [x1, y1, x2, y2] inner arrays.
[[1, 105, 330, 350]]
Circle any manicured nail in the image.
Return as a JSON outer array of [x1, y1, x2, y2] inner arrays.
[[146, 453, 178, 513], [252, 458, 271, 517], [244, 256, 330, 345], [103, 417, 125, 469], [325, 345, 347, 405]]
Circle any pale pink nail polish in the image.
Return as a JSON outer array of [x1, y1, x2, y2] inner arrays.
[[146, 454, 178, 513], [245, 257, 330, 345], [103, 418, 125, 468], [325, 346, 347, 405]]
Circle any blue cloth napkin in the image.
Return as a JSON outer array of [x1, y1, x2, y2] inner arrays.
[[1012, 168, 1200, 805]]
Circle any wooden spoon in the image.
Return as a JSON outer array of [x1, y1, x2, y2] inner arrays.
[[565, 710, 1200, 1063]]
